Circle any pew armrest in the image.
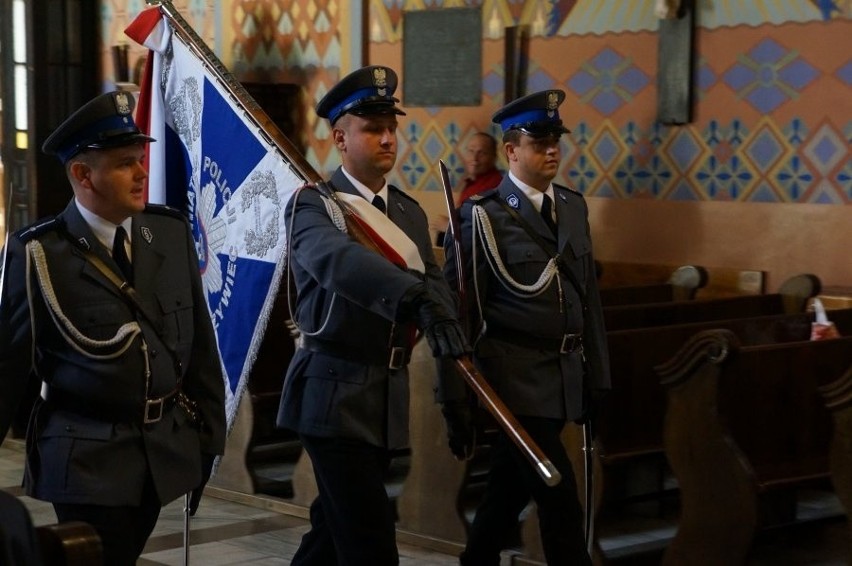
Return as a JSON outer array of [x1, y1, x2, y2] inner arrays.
[[36, 521, 102, 565], [778, 273, 822, 313]]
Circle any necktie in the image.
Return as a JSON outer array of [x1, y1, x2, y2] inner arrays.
[[541, 194, 557, 236], [112, 226, 133, 281], [372, 195, 386, 214]]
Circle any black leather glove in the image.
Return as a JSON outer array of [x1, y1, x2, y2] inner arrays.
[[424, 318, 469, 359], [403, 286, 470, 358], [441, 401, 476, 460], [189, 453, 216, 516], [574, 389, 608, 429]]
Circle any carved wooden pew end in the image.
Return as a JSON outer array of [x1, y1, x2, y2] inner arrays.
[[658, 330, 852, 565]]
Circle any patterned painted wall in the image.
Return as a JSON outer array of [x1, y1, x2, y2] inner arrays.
[[369, 0, 852, 203], [100, 0, 347, 164], [101, 0, 851, 204], [101, 0, 219, 83]]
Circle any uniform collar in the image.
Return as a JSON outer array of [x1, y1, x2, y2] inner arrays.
[[74, 198, 132, 252], [508, 171, 554, 214], [341, 166, 389, 210]]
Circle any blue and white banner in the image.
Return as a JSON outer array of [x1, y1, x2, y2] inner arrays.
[[128, 9, 304, 430]]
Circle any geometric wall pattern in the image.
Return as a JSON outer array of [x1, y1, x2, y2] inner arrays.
[[374, 5, 852, 205], [100, 0, 852, 205]]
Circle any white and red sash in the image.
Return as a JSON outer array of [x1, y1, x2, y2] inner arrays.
[[335, 192, 425, 274]]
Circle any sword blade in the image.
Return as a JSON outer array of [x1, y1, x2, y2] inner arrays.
[[183, 492, 191, 566], [583, 421, 595, 555]]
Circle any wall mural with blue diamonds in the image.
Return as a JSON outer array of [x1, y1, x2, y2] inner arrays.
[[101, 0, 852, 204]]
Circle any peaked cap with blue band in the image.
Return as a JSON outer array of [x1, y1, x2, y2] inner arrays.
[[42, 90, 155, 163], [316, 65, 406, 125], [492, 89, 571, 137]]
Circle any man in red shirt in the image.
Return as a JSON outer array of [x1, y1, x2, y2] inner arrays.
[[433, 132, 502, 245], [457, 132, 503, 203]]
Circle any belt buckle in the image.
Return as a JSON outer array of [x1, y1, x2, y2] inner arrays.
[[560, 333, 582, 354], [144, 398, 164, 424], [389, 347, 406, 370]]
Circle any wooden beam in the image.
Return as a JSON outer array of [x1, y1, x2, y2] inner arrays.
[[657, 0, 694, 124]]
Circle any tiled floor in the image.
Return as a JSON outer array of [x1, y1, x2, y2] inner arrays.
[[0, 439, 462, 565], [2, 438, 849, 565]]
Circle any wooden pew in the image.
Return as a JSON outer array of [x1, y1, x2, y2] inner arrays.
[[602, 273, 820, 332], [396, 271, 817, 559], [598, 308, 852, 471], [599, 265, 708, 306], [396, 341, 468, 548], [657, 331, 852, 565], [519, 307, 852, 564], [596, 260, 765, 299]]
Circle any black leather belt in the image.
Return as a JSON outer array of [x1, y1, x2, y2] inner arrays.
[[486, 325, 584, 354], [42, 385, 177, 424], [300, 336, 411, 369]]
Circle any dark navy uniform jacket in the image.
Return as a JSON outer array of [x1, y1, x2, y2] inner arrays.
[[277, 167, 455, 449], [0, 200, 226, 506], [443, 176, 611, 421]]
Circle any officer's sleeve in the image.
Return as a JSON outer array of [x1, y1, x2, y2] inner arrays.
[[0, 237, 37, 441], [578, 202, 611, 392], [286, 188, 424, 321]]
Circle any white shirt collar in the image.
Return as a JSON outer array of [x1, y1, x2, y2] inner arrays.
[[508, 171, 554, 214], [341, 167, 389, 213], [74, 199, 132, 253]]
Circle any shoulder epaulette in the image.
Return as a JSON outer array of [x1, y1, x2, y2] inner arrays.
[[144, 203, 190, 222], [14, 217, 60, 243], [555, 183, 583, 197], [388, 185, 419, 205], [469, 188, 499, 202]]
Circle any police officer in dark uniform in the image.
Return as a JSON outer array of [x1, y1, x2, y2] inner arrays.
[[277, 66, 468, 565], [0, 91, 227, 565], [442, 90, 611, 565]]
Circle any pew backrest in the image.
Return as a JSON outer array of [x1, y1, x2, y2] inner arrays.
[[598, 307, 852, 463], [656, 330, 852, 565], [602, 273, 820, 332], [658, 330, 852, 489], [600, 265, 709, 306], [597, 260, 765, 299]]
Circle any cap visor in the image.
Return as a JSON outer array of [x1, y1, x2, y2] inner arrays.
[[85, 133, 157, 150]]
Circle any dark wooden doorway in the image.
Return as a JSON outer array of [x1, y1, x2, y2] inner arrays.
[[0, 0, 100, 233]]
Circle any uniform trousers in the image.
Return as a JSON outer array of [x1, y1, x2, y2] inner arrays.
[[291, 434, 398, 566], [52, 469, 161, 566], [460, 416, 591, 566]]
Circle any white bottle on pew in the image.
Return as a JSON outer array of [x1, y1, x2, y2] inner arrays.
[[810, 298, 839, 340]]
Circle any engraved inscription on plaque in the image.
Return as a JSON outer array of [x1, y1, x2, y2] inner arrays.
[[403, 8, 482, 107]]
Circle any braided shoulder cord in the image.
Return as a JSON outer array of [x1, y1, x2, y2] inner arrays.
[[470, 204, 560, 298], [285, 187, 341, 338], [26, 240, 141, 359], [322, 194, 348, 232]]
